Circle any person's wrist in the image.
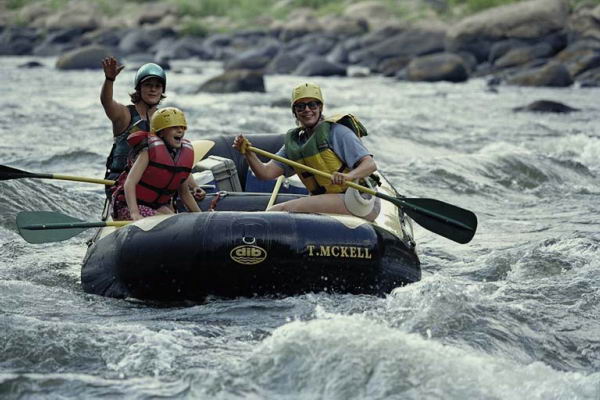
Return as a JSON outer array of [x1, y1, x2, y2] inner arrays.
[[105, 76, 115, 82]]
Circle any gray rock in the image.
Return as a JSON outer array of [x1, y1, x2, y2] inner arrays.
[[575, 66, 600, 87], [32, 27, 86, 56], [0, 27, 39, 55], [488, 39, 529, 64], [406, 52, 469, 82], [19, 60, 45, 68], [265, 52, 304, 74], [349, 29, 446, 69], [284, 33, 338, 57], [555, 41, 600, 77], [55, 45, 111, 70], [294, 56, 346, 76], [446, 0, 569, 61], [494, 43, 554, 69], [378, 55, 411, 76], [506, 62, 573, 86], [198, 69, 265, 93], [81, 28, 126, 48], [119, 28, 176, 54], [224, 41, 281, 70], [513, 100, 579, 112]]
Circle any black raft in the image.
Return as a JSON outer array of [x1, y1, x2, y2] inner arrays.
[[81, 134, 421, 301]]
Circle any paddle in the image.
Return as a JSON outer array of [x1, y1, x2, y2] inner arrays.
[[1, 140, 215, 187], [0, 165, 115, 185], [192, 139, 215, 164], [16, 211, 130, 244], [246, 145, 478, 244], [266, 175, 285, 210]]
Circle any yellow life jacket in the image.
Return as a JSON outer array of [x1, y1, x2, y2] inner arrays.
[[284, 114, 368, 195]]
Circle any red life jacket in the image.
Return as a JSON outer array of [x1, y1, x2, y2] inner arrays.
[[119, 131, 194, 209]]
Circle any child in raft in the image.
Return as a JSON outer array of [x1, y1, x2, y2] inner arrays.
[[111, 107, 201, 220]]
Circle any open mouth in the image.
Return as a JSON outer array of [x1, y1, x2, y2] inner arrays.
[[173, 135, 183, 144]]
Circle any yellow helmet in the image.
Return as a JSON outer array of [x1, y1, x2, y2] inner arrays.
[[150, 107, 187, 133], [291, 83, 324, 106]]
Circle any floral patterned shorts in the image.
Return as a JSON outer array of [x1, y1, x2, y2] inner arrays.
[[112, 201, 158, 221]]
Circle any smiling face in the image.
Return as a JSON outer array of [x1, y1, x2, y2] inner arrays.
[[293, 97, 322, 129], [158, 125, 186, 148], [139, 78, 164, 105]]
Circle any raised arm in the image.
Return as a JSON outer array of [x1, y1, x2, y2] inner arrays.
[[101, 57, 129, 136], [232, 134, 284, 180]]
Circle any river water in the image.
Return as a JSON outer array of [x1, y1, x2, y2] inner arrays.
[[0, 56, 599, 399]]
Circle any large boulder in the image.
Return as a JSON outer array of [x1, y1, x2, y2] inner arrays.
[[154, 36, 211, 60], [0, 27, 39, 55], [348, 28, 446, 69], [554, 40, 600, 77], [224, 41, 281, 70], [406, 53, 469, 82], [119, 27, 176, 55], [576, 66, 600, 87], [284, 33, 338, 57], [33, 27, 87, 56], [43, 2, 101, 30], [198, 69, 265, 93], [513, 100, 579, 112], [566, 4, 600, 42], [506, 62, 573, 86], [55, 45, 111, 70], [318, 15, 367, 36], [294, 56, 347, 76], [273, 9, 322, 42], [265, 52, 304, 74], [343, 1, 395, 31], [446, 0, 569, 62], [493, 42, 555, 69]]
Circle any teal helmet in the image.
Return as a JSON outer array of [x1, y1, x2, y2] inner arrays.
[[134, 63, 166, 92]]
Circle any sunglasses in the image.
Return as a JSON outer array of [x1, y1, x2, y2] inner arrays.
[[293, 101, 321, 112]]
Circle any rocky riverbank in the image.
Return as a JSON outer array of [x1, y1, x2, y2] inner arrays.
[[2, 0, 600, 91]]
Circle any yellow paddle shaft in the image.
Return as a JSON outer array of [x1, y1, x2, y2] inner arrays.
[[107, 220, 131, 227], [266, 175, 285, 210], [51, 174, 115, 185], [247, 146, 377, 196]]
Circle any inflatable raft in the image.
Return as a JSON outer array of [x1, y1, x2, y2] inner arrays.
[[81, 134, 421, 301]]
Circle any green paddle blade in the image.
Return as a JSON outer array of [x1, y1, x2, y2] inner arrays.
[[0, 165, 50, 181], [17, 211, 97, 244], [383, 195, 478, 244]]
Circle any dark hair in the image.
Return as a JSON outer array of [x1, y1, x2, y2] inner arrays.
[[129, 91, 166, 104]]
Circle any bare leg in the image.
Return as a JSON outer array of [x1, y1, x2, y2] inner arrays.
[[269, 194, 348, 215]]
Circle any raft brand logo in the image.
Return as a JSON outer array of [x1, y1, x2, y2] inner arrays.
[[306, 245, 372, 259], [230, 245, 267, 265]]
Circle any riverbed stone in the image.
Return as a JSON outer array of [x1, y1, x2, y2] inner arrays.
[[265, 52, 304, 74], [119, 27, 177, 55], [494, 42, 555, 69], [349, 28, 446, 69], [446, 0, 569, 62], [198, 69, 265, 93], [224, 41, 281, 70], [576, 66, 600, 86], [0, 26, 40, 55], [55, 45, 111, 70], [406, 52, 469, 82], [294, 56, 347, 76], [554, 40, 600, 77], [513, 99, 579, 112], [506, 62, 573, 86]]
